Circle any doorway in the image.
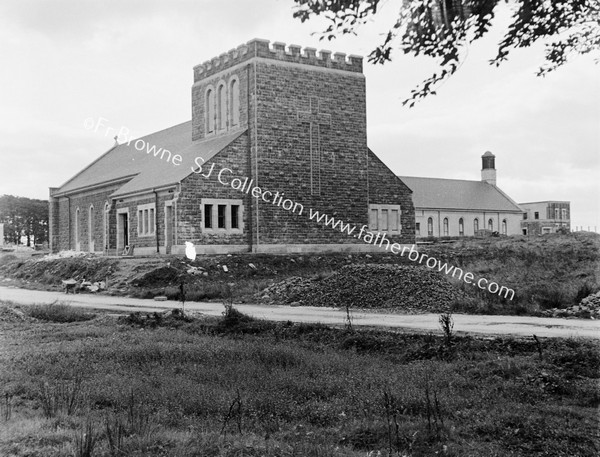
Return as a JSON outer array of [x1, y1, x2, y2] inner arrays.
[[164, 204, 173, 254], [117, 211, 129, 251]]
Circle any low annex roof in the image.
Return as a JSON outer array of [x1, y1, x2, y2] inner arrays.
[[54, 121, 246, 197], [398, 176, 523, 212]]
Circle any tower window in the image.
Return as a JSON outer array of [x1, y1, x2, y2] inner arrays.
[[230, 77, 240, 127], [206, 88, 215, 134], [217, 83, 227, 130]]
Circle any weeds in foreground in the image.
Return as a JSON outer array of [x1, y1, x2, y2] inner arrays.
[[74, 419, 98, 457], [26, 301, 95, 323], [438, 312, 454, 347], [39, 375, 87, 418], [2, 393, 12, 421], [221, 389, 243, 437], [382, 389, 418, 457]]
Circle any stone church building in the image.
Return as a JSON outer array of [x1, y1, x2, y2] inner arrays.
[[49, 39, 415, 255]]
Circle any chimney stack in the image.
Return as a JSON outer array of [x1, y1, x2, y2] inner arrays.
[[481, 151, 496, 186]]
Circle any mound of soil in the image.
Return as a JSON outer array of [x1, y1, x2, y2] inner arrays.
[[131, 265, 184, 287], [259, 264, 464, 312], [0, 256, 118, 285]]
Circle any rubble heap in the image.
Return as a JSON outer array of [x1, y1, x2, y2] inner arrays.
[[542, 291, 600, 319], [259, 264, 464, 312]]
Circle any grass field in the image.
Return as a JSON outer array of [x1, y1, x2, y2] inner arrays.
[[0, 301, 598, 456]]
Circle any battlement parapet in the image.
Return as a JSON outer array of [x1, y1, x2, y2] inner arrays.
[[193, 38, 363, 81]]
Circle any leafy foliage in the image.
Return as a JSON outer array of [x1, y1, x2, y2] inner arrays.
[[0, 194, 49, 246], [292, 0, 600, 105]]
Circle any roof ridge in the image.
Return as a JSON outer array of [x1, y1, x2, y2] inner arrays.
[[398, 175, 482, 184]]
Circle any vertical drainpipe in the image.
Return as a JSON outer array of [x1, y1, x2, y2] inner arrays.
[[153, 189, 160, 254]]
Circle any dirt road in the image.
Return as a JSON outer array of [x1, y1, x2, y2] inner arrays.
[[1, 286, 598, 339]]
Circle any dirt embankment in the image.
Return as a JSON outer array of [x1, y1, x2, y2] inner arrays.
[[1, 233, 598, 317]]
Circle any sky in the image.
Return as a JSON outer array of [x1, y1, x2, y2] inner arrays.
[[0, 0, 598, 230]]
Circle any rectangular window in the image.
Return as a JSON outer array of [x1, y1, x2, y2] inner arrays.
[[201, 199, 243, 233], [136, 203, 156, 237], [369, 204, 401, 232], [369, 209, 378, 230], [562, 208, 567, 220], [534, 212, 539, 220], [218, 205, 226, 229], [390, 210, 399, 232], [149, 208, 155, 233], [204, 204, 213, 228], [231, 205, 239, 229], [555, 208, 559, 220], [523, 213, 528, 220], [380, 209, 388, 231], [415, 222, 420, 235]]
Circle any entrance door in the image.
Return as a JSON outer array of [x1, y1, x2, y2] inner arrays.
[[165, 205, 173, 254], [117, 212, 129, 251]]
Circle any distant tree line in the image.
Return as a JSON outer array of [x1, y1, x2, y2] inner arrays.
[[0, 195, 49, 246]]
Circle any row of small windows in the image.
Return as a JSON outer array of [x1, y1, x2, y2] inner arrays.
[[369, 204, 402, 232], [417, 217, 508, 236], [206, 77, 240, 134], [202, 199, 243, 232], [523, 209, 568, 220], [137, 204, 156, 237]]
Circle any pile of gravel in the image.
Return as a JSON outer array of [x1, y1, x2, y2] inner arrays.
[[259, 264, 463, 313], [542, 291, 600, 319]]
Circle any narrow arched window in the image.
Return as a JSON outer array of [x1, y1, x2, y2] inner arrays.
[[103, 202, 109, 251], [427, 217, 434, 236], [488, 218, 494, 231], [230, 78, 240, 127], [458, 218, 464, 236], [474, 218, 479, 233], [443, 218, 449, 236], [502, 219, 507, 235], [206, 88, 215, 133], [217, 83, 226, 130], [75, 208, 80, 250], [88, 205, 94, 252]]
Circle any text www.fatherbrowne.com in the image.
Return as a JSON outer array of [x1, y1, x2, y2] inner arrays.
[[199, 162, 515, 301], [306, 210, 515, 300], [86, 117, 515, 301]]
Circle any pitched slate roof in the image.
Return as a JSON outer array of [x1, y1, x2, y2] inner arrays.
[[55, 121, 246, 197], [398, 176, 523, 212]]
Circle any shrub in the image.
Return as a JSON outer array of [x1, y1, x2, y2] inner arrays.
[[26, 302, 96, 322]]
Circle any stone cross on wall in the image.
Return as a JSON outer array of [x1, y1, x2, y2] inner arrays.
[[297, 97, 331, 195]]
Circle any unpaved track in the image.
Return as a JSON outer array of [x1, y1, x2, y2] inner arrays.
[[1, 286, 598, 339]]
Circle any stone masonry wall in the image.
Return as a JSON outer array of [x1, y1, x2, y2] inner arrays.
[[367, 150, 415, 244], [178, 132, 252, 247]]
